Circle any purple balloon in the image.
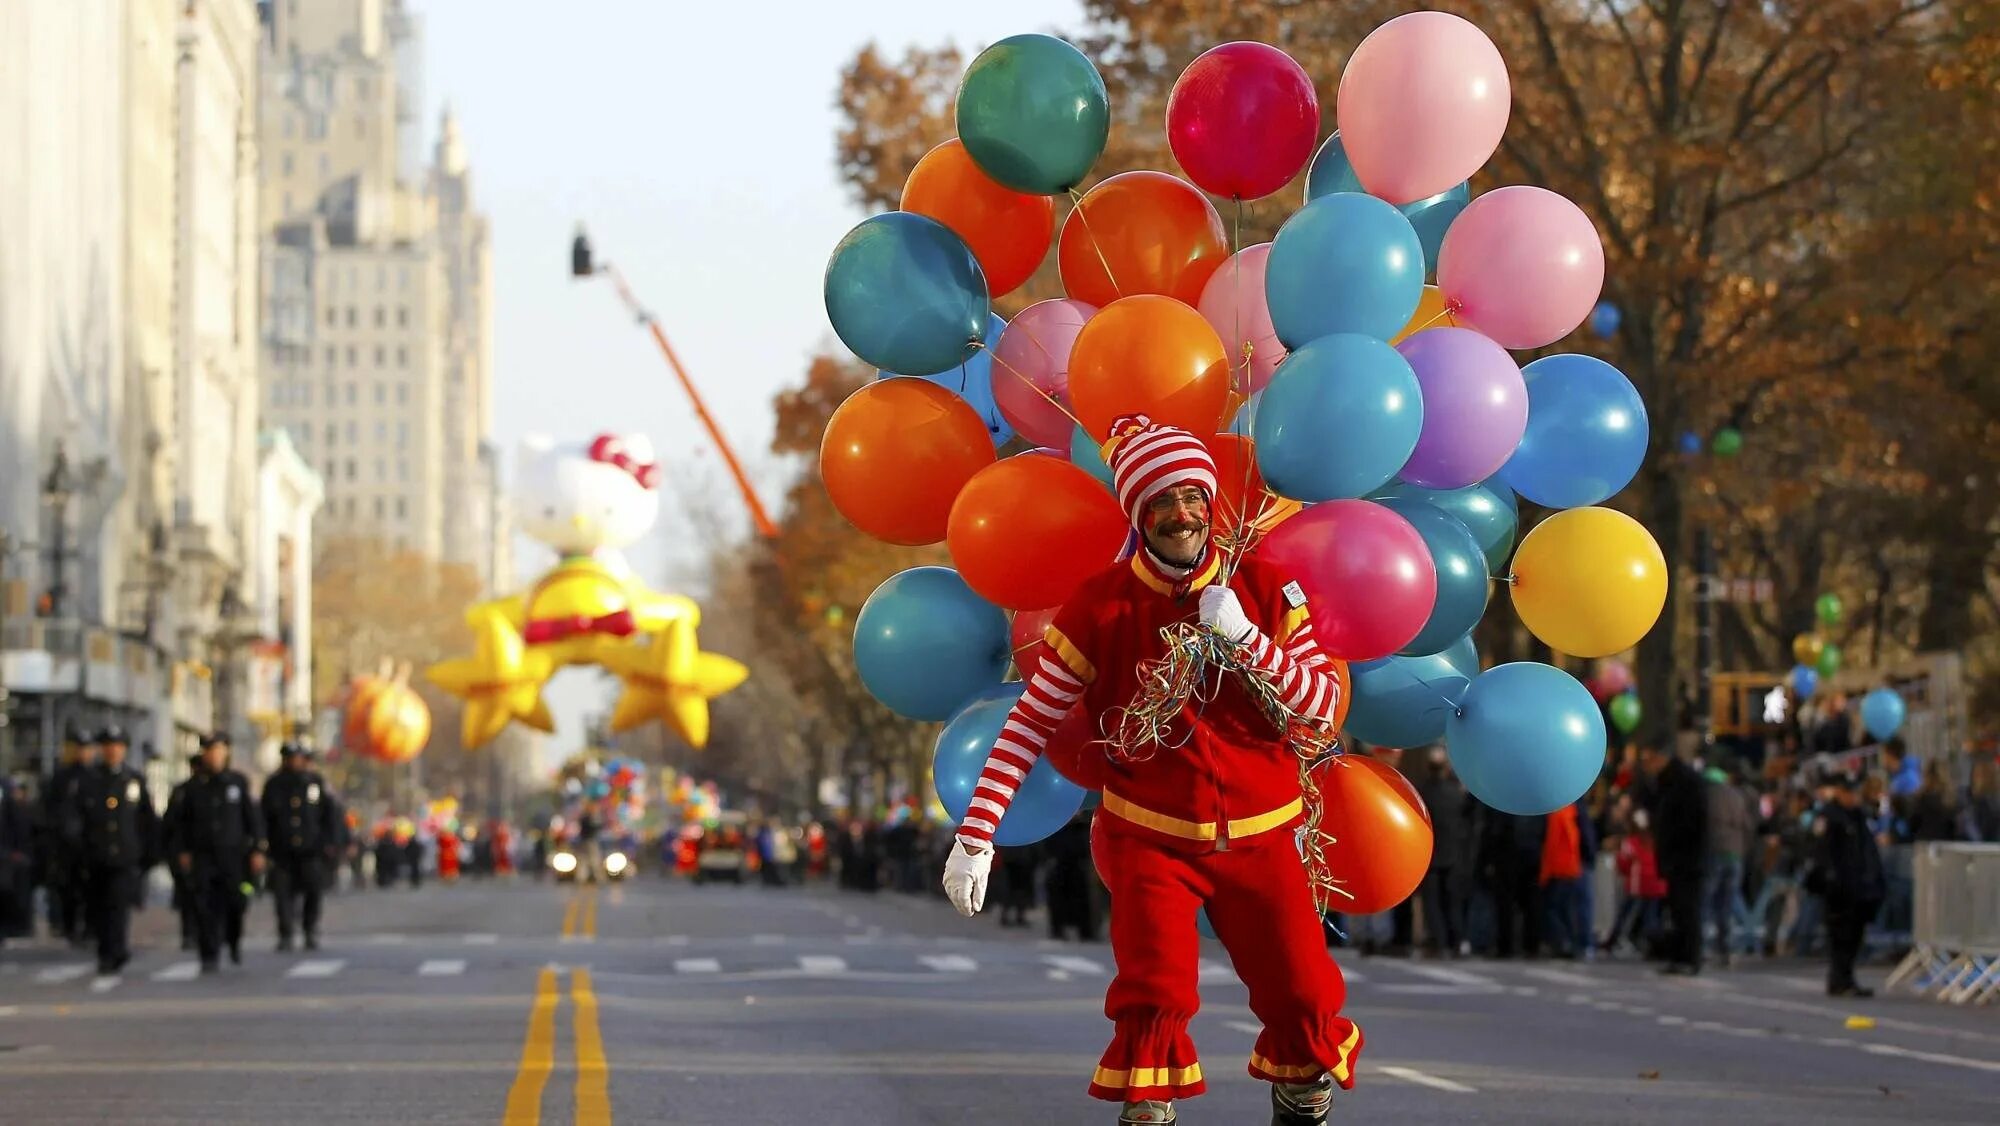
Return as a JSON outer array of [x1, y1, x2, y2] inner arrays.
[[1394, 327, 1527, 489]]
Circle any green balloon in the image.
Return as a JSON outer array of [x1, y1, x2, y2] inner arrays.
[[1816, 643, 1843, 678], [1711, 427, 1743, 457], [1815, 592, 1843, 626], [956, 34, 1109, 195], [1609, 692, 1642, 735]]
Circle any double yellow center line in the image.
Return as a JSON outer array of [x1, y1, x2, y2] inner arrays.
[[503, 888, 610, 1123]]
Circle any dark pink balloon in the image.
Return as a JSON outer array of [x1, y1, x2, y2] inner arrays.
[[993, 299, 1095, 450], [1256, 500, 1438, 661], [1166, 42, 1321, 202]]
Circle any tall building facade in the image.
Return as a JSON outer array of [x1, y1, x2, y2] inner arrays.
[[255, 0, 498, 586]]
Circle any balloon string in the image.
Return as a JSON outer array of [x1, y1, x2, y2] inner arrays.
[[1067, 187, 1125, 301], [975, 339, 1089, 437]]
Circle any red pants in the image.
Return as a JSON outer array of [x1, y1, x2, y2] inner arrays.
[[1086, 817, 1363, 1103]]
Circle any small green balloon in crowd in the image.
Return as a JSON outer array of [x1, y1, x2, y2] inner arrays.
[[1816, 642, 1843, 678], [1609, 691, 1642, 735], [1815, 592, 1843, 626], [955, 34, 1110, 195], [824, 605, 846, 628], [1711, 427, 1743, 457]]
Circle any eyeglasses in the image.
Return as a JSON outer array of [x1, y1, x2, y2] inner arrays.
[[1145, 487, 1210, 516]]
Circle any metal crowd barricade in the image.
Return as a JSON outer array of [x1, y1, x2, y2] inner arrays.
[[1884, 842, 2000, 1005]]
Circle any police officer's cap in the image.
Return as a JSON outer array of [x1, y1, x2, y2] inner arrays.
[[280, 741, 315, 758], [199, 731, 231, 750], [96, 725, 128, 745], [65, 723, 92, 744]]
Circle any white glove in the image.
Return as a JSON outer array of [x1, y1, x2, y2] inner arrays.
[[942, 837, 993, 917], [1198, 585, 1257, 644]]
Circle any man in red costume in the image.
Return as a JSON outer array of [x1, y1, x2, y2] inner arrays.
[[943, 416, 1361, 1126]]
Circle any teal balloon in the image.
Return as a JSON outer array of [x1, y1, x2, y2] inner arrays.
[[1368, 479, 1518, 575], [880, 313, 1014, 448], [1266, 192, 1425, 347], [1447, 663, 1607, 816], [1068, 425, 1115, 490], [1372, 497, 1491, 657], [826, 212, 989, 376], [956, 34, 1109, 194], [933, 685, 1087, 846], [853, 567, 1010, 721], [1255, 335, 1422, 501], [1226, 390, 1264, 437], [1344, 633, 1480, 749], [1497, 354, 1649, 509], [1303, 133, 1468, 276], [1860, 688, 1906, 740]]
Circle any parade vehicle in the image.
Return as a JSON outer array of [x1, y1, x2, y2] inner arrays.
[[691, 812, 749, 884], [549, 843, 633, 883]]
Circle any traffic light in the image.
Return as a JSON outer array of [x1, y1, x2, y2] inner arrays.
[[570, 227, 594, 277]]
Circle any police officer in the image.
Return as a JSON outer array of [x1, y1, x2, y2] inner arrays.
[[1808, 771, 1887, 997], [261, 743, 342, 951], [163, 733, 264, 972], [41, 726, 98, 945], [170, 748, 203, 951], [67, 727, 158, 975]]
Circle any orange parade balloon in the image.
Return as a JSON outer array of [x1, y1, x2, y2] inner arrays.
[[947, 455, 1128, 611], [343, 675, 388, 749], [1315, 755, 1432, 914], [902, 139, 1056, 299], [1346, 754, 1431, 825], [1058, 171, 1229, 308], [1206, 433, 1273, 539], [1069, 295, 1232, 439], [821, 379, 997, 546]]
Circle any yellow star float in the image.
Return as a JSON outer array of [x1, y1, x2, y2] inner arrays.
[[423, 431, 751, 750]]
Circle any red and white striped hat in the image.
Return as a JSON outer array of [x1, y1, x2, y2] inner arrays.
[[1102, 414, 1217, 527]]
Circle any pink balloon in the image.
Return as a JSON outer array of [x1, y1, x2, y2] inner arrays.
[[993, 299, 1096, 450], [1197, 243, 1287, 394], [1256, 499, 1438, 661], [1336, 12, 1511, 205], [1589, 659, 1633, 702], [1437, 187, 1606, 349]]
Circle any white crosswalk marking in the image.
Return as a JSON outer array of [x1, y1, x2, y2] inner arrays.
[[418, 960, 467, 976], [1199, 959, 1236, 982], [798, 955, 847, 975], [1399, 965, 1501, 990], [1380, 1066, 1477, 1093], [89, 975, 122, 994], [35, 964, 92, 985], [920, 954, 979, 973], [674, 958, 721, 974], [1521, 967, 1597, 987], [152, 962, 202, 982], [463, 934, 498, 946], [286, 959, 345, 979], [1043, 955, 1107, 975]]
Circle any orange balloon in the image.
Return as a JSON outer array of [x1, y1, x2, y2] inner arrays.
[[1069, 295, 1232, 439], [1059, 171, 1229, 308], [902, 139, 1056, 298], [1315, 755, 1432, 914], [1389, 284, 1451, 346], [948, 455, 1127, 611], [1347, 755, 1430, 825], [821, 379, 996, 546], [1206, 433, 1273, 537]]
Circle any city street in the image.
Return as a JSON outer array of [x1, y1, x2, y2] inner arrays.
[[0, 877, 1994, 1124]]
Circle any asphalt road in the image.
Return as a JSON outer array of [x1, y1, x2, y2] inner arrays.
[[1, 873, 1994, 1124]]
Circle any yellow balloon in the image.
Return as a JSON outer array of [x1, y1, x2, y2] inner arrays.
[[1390, 285, 1450, 346], [1509, 507, 1668, 658], [1791, 633, 1823, 667]]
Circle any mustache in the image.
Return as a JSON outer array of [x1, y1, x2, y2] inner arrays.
[[1153, 519, 1209, 536]]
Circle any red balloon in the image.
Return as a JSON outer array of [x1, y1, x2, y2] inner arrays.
[[1346, 755, 1429, 826], [1043, 707, 1109, 790], [1166, 42, 1322, 201], [1010, 605, 1061, 676], [948, 456, 1128, 611], [1255, 500, 1437, 661], [1313, 755, 1432, 915]]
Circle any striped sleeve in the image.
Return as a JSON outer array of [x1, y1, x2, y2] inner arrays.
[[955, 648, 1085, 847], [1238, 612, 1344, 728]]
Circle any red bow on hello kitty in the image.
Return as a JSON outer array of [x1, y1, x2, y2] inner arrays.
[[588, 435, 662, 490]]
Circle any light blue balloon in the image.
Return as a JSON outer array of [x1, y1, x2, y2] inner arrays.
[[1790, 664, 1819, 699], [1068, 425, 1114, 490], [853, 567, 1010, 722], [880, 312, 1013, 448], [1372, 497, 1491, 657], [1861, 688, 1907, 740], [825, 212, 990, 376], [1266, 192, 1425, 347], [1497, 355, 1649, 509], [933, 684, 1087, 847], [1303, 133, 1468, 277], [1255, 334, 1423, 502], [1446, 662, 1607, 816], [1344, 634, 1480, 749], [1368, 479, 1518, 576]]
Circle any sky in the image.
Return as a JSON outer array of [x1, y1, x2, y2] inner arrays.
[[408, 0, 1084, 763]]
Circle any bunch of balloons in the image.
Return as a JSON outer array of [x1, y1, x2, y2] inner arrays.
[[1789, 592, 1846, 698], [823, 14, 1670, 863]]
